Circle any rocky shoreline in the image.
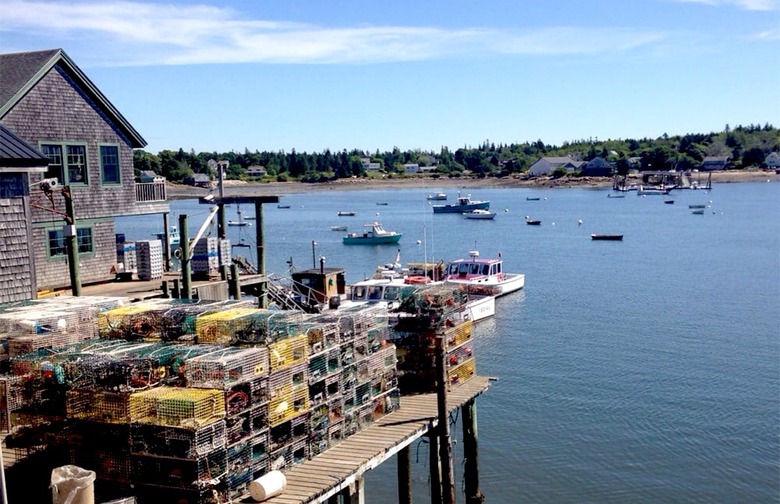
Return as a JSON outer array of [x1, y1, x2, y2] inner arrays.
[[165, 170, 777, 199]]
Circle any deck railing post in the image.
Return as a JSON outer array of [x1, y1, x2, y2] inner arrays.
[[428, 431, 441, 504], [435, 336, 456, 504]]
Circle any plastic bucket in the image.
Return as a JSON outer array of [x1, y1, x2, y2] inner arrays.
[[51, 465, 96, 504], [249, 470, 287, 501]]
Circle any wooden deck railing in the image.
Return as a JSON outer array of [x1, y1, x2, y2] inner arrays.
[[135, 181, 167, 202]]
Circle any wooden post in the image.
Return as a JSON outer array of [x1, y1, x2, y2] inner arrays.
[[230, 263, 241, 300], [428, 432, 441, 504], [255, 199, 267, 308], [398, 445, 412, 504], [63, 187, 82, 296], [162, 211, 171, 271], [435, 337, 456, 504], [462, 399, 484, 504], [179, 214, 191, 299]]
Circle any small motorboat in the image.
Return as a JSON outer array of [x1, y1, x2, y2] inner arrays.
[[431, 193, 489, 214], [691, 209, 705, 215], [525, 216, 541, 225], [426, 192, 447, 200], [607, 194, 625, 198], [228, 220, 251, 227], [664, 200, 675, 205], [331, 225, 348, 231], [463, 209, 496, 220], [277, 204, 291, 209], [338, 211, 356, 216], [591, 234, 623, 241], [526, 197, 541, 201], [343, 222, 402, 245], [689, 204, 707, 209], [376, 202, 389, 206]]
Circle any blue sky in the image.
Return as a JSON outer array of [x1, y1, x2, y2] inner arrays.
[[1, 0, 779, 154]]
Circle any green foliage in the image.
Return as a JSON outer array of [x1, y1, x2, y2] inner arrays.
[[134, 124, 778, 183]]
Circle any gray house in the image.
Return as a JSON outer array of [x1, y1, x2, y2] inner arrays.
[[580, 157, 613, 177], [0, 48, 169, 296], [528, 156, 585, 176], [701, 156, 730, 171]]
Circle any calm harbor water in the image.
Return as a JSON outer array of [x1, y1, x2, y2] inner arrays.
[[118, 181, 780, 503]]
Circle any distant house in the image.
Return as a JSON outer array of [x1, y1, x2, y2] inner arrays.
[[0, 48, 169, 296], [528, 156, 585, 176], [701, 156, 730, 171], [246, 165, 267, 177], [137, 170, 162, 183], [580, 157, 613, 177], [185, 173, 212, 187], [361, 158, 382, 172], [764, 152, 780, 170], [403, 163, 420, 174]]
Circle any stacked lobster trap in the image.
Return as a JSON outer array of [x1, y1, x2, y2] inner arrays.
[[0, 296, 405, 504], [390, 285, 478, 394]]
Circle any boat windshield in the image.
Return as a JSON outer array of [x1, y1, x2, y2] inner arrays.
[[383, 286, 401, 301], [367, 286, 383, 301], [352, 285, 367, 301]]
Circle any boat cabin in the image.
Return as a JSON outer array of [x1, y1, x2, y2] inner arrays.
[[446, 254, 503, 281], [348, 279, 418, 305], [291, 267, 346, 307]]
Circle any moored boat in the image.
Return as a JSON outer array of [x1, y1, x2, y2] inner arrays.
[[464, 209, 496, 220], [691, 209, 705, 215], [426, 192, 447, 200], [337, 211, 356, 216], [343, 222, 402, 245], [591, 234, 623, 241], [526, 197, 540, 201], [444, 250, 525, 297], [152, 225, 180, 249], [432, 193, 490, 214]]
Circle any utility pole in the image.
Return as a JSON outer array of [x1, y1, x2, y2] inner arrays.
[[63, 187, 82, 296]]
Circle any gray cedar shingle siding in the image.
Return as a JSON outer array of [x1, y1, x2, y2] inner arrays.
[[0, 198, 35, 303], [0, 49, 168, 292]]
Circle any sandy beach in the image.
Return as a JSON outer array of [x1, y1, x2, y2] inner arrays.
[[165, 169, 777, 199]]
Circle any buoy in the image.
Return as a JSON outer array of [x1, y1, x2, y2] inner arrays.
[[416, 240, 422, 245], [578, 219, 583, 226]]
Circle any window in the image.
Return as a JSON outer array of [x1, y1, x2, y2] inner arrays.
[[100, 145, 120, 184], [48, 227, 93, 257], [41, 143, 88, 185], [48, 229, 67, 257], [41, 145, 63, 183], [77, 228, 93, 253], [67, 145, 87, 184]]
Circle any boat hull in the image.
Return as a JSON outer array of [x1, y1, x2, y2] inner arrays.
[[465, 295, 495, 322], [591, 234, 623, 241], [433, 201, 490, 214], [343, 235, 402, 245], [446, 273, 525, 297]]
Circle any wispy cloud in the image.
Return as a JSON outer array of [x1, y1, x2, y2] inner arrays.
[[672, 0, 780, 10], [1, 0, 670, 66]]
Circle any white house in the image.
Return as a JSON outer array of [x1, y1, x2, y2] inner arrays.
[[765, 152, 780, 170], [246, 165, 267, 177], [361, 158, 382, 171], [528, 156, 584, 176]]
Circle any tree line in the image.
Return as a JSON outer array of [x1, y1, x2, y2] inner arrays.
[[133, 123, 778, 183]]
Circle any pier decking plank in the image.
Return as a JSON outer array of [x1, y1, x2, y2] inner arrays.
[[260, 375, 491, 504]]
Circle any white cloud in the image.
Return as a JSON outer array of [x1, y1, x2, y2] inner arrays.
[[672, 0, 780, 10], [1, 0, 670, 66]]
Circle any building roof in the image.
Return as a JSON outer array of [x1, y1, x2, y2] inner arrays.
[[0, 124, 49, 168], [0, 48, 146, 148]]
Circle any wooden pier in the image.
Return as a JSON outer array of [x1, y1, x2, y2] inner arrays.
[[262, 375, 492, 504]]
